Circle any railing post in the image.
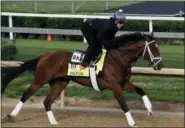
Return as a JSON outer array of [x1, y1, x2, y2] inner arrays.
[[34, 0, 38, 13], [83, 18, 87, 43], [71, 0, 74, 13], [149, 20, 153, 32], [60, 91, 64, 108], [105, 1, 109, 10], [8, 15, 13, 40]]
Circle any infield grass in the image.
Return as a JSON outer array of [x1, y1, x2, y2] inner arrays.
[[2, 1, 139, 13]]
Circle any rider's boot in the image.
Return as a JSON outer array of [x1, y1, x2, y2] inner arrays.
[[80, 62, 89, 70]]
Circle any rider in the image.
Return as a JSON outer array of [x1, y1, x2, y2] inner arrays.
[[80, 9, 126, 69]]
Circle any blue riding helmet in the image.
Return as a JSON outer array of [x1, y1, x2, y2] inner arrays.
[[113, 9, 126, 24]]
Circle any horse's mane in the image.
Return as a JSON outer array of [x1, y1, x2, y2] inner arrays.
[[114, 32, 147, 46]]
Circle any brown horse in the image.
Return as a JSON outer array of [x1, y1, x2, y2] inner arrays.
[[2, 32, 163, 127]]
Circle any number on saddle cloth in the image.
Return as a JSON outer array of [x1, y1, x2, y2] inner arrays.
[[71, 49, 101, 66], [71, 50, 85, 64]]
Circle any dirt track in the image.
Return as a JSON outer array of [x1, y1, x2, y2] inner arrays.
[[1, 105, 184, 127]]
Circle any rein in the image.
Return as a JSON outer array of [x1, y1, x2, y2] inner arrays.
[[142, 40, 162, 67], [117, 39, 162, 85]]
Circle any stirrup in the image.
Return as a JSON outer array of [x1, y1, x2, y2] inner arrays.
[[89, 61, 95, 68]]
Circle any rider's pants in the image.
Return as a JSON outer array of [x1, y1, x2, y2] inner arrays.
[[81, 22, 102, 64]]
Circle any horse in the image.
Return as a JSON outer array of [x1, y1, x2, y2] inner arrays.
[[2, 32, 163, 127]]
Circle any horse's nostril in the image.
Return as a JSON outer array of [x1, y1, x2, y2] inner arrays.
[[158, 64, 163, 70], [160, 64, 164, 69], [153, 66, 157, 70]]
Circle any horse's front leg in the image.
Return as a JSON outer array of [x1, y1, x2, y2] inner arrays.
[[111, 83, 137, 127], [123, 82, 152, 116]]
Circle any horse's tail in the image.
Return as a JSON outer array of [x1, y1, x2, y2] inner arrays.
[[1, 57, 41, 93]]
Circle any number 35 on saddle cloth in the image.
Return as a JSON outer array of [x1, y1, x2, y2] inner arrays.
[[67, 49, 107, 77]]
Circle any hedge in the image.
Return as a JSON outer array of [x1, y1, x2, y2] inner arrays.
[[1, 40, 19, 60], [2, 16, 184, 32]]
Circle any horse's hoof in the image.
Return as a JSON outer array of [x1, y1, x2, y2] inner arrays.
[[4, 114, 15, 122], [148, 111, 153, 117], [129, 124, 138, 128], [133, 124, 138, 127]]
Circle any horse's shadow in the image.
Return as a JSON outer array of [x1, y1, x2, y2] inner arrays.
[[2, 109, 80, 124], [2, 113, 45, 123]]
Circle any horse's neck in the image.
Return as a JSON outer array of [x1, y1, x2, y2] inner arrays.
[[108, 44, 142, 68], [123, 41, 144, 58], [108, 49, 134, 68]]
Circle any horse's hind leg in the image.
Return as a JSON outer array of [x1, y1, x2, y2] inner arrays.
[[123, 82, 152, 116], [6, 82, 43, 121], [44, 78, 69, 125]]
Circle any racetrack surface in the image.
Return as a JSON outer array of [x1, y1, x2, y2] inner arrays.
[[1, 105, 184, 127]]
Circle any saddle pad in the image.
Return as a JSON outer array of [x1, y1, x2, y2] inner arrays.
[[67, 64, 89, 76], [67, 49, 107, 77]]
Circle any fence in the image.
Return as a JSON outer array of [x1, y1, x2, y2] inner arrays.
[[2, 27, 184, 39], [1, 12, 184, 40], [2, 61, 184, 77]]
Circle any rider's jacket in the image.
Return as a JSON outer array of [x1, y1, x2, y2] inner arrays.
[[85, 18, 119, 49]]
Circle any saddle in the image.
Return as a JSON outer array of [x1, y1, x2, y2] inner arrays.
[[67, 49, 107, 92], [67, 49, 107, 77]]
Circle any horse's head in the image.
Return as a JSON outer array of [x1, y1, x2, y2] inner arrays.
[[115, 32, 163, 70], [141, 32, 164, 70]]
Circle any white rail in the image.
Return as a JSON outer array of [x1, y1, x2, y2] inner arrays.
[[1, 12, 184, 40], [2, 12, 184, 20], [2, 27, 184, 39]]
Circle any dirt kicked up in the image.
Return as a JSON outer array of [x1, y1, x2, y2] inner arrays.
[[1, 106, 184, 127]]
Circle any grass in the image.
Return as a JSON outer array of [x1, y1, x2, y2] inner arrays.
[[4, 72, 184, 102], [1, 1, 139, 13], [3, 38, 184, 69]]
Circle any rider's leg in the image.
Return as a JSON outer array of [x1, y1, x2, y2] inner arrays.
[[91, 43, 102, 61], [82, 45, 95, 65], [81, 22, 97, 66]]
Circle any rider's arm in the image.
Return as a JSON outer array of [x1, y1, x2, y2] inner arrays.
[[97, 28, 118, 50]]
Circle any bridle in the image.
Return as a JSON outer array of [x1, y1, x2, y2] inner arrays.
[[142, 40, 162, 67]]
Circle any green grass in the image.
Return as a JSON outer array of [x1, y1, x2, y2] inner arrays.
[[3, 38, 87, 61], [3, 38, 184, 69], [2, 1, 139, 13], [64, 76, 184, 102], [4, 72, 184, 102]]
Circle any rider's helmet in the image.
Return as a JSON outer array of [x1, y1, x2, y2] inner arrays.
[[112, 9, 126, 24]]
